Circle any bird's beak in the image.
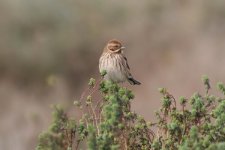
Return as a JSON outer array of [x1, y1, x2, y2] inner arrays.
[[120, 46, 125, 50]]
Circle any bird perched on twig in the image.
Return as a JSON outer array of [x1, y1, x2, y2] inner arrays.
[[99, 39, 141, 85]]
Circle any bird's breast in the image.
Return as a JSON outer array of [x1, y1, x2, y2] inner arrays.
[[99, 53, 126, 82]]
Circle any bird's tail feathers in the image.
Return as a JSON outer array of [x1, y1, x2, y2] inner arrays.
[[128, 77, 141, 85]]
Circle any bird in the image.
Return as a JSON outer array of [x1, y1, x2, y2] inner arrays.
[[99, 39, 141, 85]]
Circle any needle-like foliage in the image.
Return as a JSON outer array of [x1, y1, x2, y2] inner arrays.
[[36, 75, 225, 150]]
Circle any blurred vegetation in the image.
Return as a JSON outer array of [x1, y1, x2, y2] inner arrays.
[[1, 0, 225, 88], [36, 76, 225, 150], [2, 1, 225, 150], [0, 0, 129, 88]]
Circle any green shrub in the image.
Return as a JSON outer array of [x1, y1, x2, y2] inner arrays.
[[36, 75, 225, 150]]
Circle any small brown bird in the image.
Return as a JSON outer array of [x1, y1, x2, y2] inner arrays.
[[99, 39, 141, 85]]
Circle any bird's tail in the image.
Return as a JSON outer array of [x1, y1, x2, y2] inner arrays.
[[128, 77, 141, 85]]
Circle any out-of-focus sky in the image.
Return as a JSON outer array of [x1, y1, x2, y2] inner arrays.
[[1, 0, 225, 149]]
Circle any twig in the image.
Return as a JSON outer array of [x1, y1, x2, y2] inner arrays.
[[90, 102, 100, 135], [75, 140, 80, 150]]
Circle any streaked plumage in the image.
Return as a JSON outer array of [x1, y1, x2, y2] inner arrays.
[[99, 39, 141, 85]]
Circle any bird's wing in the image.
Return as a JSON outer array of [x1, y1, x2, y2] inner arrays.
[[123, 55, 130, 70]]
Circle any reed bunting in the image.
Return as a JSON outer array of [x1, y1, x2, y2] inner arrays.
[[99, 39, 141, 85]]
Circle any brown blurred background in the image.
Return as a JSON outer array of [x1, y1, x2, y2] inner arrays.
[[1, 0, 225, 149]]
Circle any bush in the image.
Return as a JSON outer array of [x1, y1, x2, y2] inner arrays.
[[36, 75, 225, 150]]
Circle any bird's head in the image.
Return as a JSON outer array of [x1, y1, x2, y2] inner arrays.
[[105, 39, 125, 53]]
